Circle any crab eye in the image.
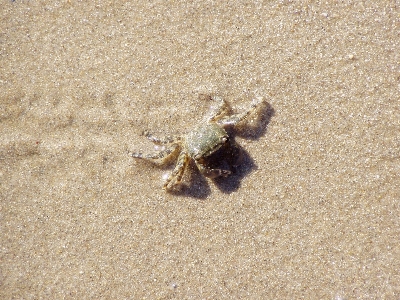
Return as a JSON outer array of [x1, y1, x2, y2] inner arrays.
[[221, 137, 228, 143]]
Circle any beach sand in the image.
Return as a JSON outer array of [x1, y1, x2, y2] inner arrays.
[[1, 1, 399, 298]]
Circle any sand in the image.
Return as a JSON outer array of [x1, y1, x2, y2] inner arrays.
[[1, 1, 399, 299]]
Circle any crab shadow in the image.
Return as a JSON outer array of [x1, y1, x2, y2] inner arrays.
[[212, 146, 255, 194], [169, 145, 255, 199], [169, 102, 275, 199]]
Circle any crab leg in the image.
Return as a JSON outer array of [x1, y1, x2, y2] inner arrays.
[[163, 151, 190, 190], [130, 144, 179, 164], [142, 130, 182, 145], [217, 98, 267, 127], [208, 95, 231, 122]]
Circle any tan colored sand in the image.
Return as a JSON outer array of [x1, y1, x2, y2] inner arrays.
[[1, 1, 399, 299]]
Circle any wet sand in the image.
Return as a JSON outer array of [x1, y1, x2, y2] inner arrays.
[[1, 1, 399, 298]]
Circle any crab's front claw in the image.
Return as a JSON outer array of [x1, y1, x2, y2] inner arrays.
[[196, 163, 232, 179]]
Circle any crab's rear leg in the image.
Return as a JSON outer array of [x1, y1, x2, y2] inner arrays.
[[163, 151, 190, 191], [130, 143, 179, 165]]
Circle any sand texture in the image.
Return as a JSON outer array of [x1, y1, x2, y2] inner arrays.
[[1, 1, 399, 299]]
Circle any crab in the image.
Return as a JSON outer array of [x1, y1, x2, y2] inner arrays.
[[130, 95, 267, 191]]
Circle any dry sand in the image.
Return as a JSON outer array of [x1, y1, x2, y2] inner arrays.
[[1, 1, 399, 299]]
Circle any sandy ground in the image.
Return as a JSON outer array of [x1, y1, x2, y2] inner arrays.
[[1, 1, 399, 299]]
